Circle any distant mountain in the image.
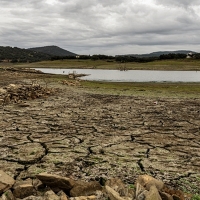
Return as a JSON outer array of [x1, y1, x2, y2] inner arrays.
[[28, 45, 77, 57], [0, 46, 51, 63], [121, 50, 197, 58]]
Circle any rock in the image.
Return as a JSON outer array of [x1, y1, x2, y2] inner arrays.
[[70, 181, 102, 197], [172, 194, 183, 200], [44, 190, 60, 200], [7, 84, 18, 89], [135, 183, 146, 199], [0, 99, 4, 104], [159, 192, 173, 200], [13, 178, 33, 188], [145, 185, 162, 200], [1, 189, 15, 200], [69, 196, 96, 200], [0, 88, 7, 94], [162, 186, 185, 200], [0, 170, 15, 194], [105, 178, 134, 198], [136, 175, 164, 191], [105, 178, 126, 194], [32, 179, 45, 191], [105, 185, 126, 200], [36, 173, 75, 192], [57, 191, 69, 200], [13, 184, 36, 199], [137, 190, 148, 200], [20, 196, 43, 200], [0, 83, 55, 105]]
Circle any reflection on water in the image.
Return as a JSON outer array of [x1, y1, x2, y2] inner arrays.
[[36, 68, 200, 82]]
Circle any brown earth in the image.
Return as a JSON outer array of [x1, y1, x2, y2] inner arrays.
[[0, 67, 200, 196]]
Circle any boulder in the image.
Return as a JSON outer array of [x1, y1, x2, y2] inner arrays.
[[105, 178, 125, 194], [44, 190, 60, 200], [137, 190, 148, 200], [145, 185, 162, 200], [105, 178, 134, 198], [162, 186, 185, 200], [0, 170, 15, 194], [136, 175, 164, 191], [57, 190, 69, 200], [36, 173, 75, 192], [70, 181, 102, 197], [135, 182, 146, 199], [105, 185, 128, 200], [159, 191, 173, 200], [13, 184, 36, 199]]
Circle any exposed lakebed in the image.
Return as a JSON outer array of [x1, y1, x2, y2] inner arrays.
[[0, 81, 200, 194], [0, 68, 200, 195]]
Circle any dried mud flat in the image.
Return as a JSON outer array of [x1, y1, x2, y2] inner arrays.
[[0, 69, 200, 195]]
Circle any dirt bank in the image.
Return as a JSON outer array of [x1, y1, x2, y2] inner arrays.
[[0, 68, 200, 195]]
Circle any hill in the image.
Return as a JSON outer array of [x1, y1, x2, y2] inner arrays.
[[123, 50, 197, 58], [28, 45, 77, 57], [0, 46, 51, 63]]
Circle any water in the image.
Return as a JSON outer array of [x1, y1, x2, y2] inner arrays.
[[36, 68, 200, 82]]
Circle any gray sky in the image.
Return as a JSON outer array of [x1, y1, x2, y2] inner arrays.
[[0, 0, 200, 55]]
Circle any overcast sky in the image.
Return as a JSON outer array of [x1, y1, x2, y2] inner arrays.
[[0, 0, 200, 55]]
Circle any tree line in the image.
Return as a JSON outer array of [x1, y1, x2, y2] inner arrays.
[[1, 46, 200, 63], [51, 53, 200, 63], [0, 46, 51, 63]]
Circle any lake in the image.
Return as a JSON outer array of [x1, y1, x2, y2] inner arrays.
[[36, 68, 200, 82]]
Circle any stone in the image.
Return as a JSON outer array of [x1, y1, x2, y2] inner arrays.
[[159, 192, 173, 200], [105, 178, 125, 195], [0, 170, 15, 194], [105, 185, 125, 200], [145, 185, 162, 200], [69, 196, 96, 200], [135, 183, 146, 198], [13, 178, 33, 189], [57, 190, 69, 200], [36, 173, 75, 192], [70, 181, 102, 197], [21, 196, 43, 200], [136, 175, 164, 191], [32, 179, 45, 190], [0, 88, 7, 94], [1, 189, 15, 200], [172, 194, 182, 200], [105, 178, 134, 199], [0, 99, 4, 104], [8, 84, 17, 88], [137, 190, 148, 200], [44, 190, 60, 200], [162, 186, 185, 200], [0, 83, 55, 105], [13, 184, 36, 199]]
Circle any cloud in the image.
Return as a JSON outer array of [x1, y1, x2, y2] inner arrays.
[[0, 0, 200, 55], [154, 0, 200, 8]]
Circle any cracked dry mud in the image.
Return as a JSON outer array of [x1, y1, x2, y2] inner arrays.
[[0, 80, 200, 194]]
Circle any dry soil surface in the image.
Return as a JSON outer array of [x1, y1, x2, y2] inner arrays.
[[0, 69, 200, 194]]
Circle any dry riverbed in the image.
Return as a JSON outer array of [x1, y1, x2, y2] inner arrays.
[[0, 68, 200, 195]]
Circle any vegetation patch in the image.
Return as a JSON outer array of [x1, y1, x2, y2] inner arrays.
[[15, 58, 200, 71], [81, 81, 200, 98]]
